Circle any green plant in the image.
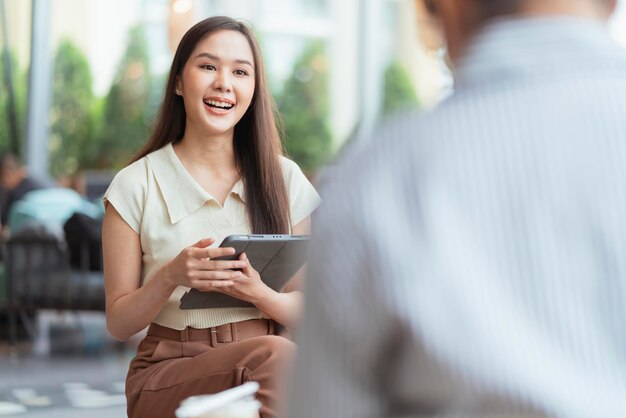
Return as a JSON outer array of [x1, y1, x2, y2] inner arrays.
[[276, 41, 332, 175], [0, 49, 26, 155], [49, 39, 96, 176], [97, 25, 153, 168], [382, 60, 419, 117]]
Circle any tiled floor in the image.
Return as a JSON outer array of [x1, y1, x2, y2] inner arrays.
[[0, 311, 140, 417]]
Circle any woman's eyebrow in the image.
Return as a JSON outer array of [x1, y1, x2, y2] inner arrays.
[[194, 52, 253, 67]]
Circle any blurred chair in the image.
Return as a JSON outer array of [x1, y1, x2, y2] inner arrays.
[[4, 219, 105, 351]]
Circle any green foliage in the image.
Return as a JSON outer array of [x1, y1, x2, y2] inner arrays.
[[82, 96, 106, 165], [276, 41, 332, 175], [3, 24, 157, 175], [0, 49, 27, 155], [382, 60, 419, 117], [49, 39, 96, 176], [97, 25, 153, 168]]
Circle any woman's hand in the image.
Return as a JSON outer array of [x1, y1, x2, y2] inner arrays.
[[161, 238, 246, 290], [218, 252, 273, 305]]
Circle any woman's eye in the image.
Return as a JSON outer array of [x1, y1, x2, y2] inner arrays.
[[234, 69, 249, 76], [201, 64, 216, 71]]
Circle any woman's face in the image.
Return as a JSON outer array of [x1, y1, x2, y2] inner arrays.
[[178, 30, 256, 139]]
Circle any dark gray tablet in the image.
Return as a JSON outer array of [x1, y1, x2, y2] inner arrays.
[[179, 234, 310, 309]]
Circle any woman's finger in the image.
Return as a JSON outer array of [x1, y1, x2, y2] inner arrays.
[[191, 238, 214, 248], [195, 259, 246, 271], [191, 270, 242, 281], [195, 280, 235, 291], [192, 246, 236, 260], [239, 252, 253, 275]]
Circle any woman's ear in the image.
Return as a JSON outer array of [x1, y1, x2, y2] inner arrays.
[[175, 77, 182, 96]]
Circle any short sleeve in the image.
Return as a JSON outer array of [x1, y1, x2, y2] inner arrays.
[[102, 158, 149, 234], [280, 156, 321, 227]]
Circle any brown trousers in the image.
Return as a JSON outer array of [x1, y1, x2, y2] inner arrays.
[[125, 320, 295, 418]]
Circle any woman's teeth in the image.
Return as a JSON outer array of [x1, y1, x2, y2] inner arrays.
[[204, 100, 234, 109]]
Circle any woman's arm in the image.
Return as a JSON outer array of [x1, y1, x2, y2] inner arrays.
[[103, 204, 246, 340], [103, 205, 172, 340]]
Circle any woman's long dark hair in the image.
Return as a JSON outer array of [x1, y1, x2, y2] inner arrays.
[[132, 16, 290, 234]]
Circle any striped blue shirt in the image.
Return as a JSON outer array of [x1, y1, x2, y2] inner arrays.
[[287, 16, 626, 418]]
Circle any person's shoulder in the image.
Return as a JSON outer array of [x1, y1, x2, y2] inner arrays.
[[106, 152, 158, 200], [144, 143, 172, 164], [364, 96, 478, 165], [316, 109, 441, 223], [328, 110, 430, 183], [103, 154, 152, 225], [278, 155, 309, 184], [117, 143, 176, 178], [278, 155, 302, 173], [113, 156, 150, 183]]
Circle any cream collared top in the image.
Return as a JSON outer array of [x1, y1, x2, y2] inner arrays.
[[104, 143, 321, 330]]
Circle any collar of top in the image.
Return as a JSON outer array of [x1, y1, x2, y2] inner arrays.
[[454, 16, 624, 89], [146, 143, 245, 224]]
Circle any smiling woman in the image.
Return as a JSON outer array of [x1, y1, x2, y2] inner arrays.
[[101, 16, 321, 418]]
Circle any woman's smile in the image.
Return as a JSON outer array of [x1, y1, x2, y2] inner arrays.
[[203, 96, 236, 115]]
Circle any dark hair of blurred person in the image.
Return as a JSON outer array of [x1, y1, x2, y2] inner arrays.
[[286, 0, 626, 417], [0, 153, 49, 230], [424, 0, 617, 62]]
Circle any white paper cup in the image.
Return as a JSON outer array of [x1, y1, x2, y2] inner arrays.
[[191, 398, 261, 418], [176, 382, 261, 418]]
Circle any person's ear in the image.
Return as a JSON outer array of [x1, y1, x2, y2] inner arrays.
[[175, 77, 182, 96], [431, 0, 471, 63], [415, 0, 445, 52], [423, 0, 437, 15], [604, 0, 618, 19]]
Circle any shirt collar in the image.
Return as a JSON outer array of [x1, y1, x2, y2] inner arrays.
[[147, 143, 245, 224], [454, 16, 625, 89], [231, 178, 245, 202]]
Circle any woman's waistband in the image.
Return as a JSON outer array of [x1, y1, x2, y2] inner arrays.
[[147, 319, 276, 347]]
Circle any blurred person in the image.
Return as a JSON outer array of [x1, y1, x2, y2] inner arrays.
[[57, 171, 88, 197], [102, 16, 319, 418], [53, 172, 105, 271], [0, 153, 49, 233], [57, 171, 104, 219], [286, 0, 626, 417]]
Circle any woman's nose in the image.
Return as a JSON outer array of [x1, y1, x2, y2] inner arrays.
[[213, 71, 232, 92]]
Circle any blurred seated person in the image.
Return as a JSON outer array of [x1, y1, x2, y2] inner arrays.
[[8, 187, 103, 234], [0, 153, 50, 235], [6, 185, 105, 271], [57, 171, 105, 216], [58, 171, 88, 197]]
